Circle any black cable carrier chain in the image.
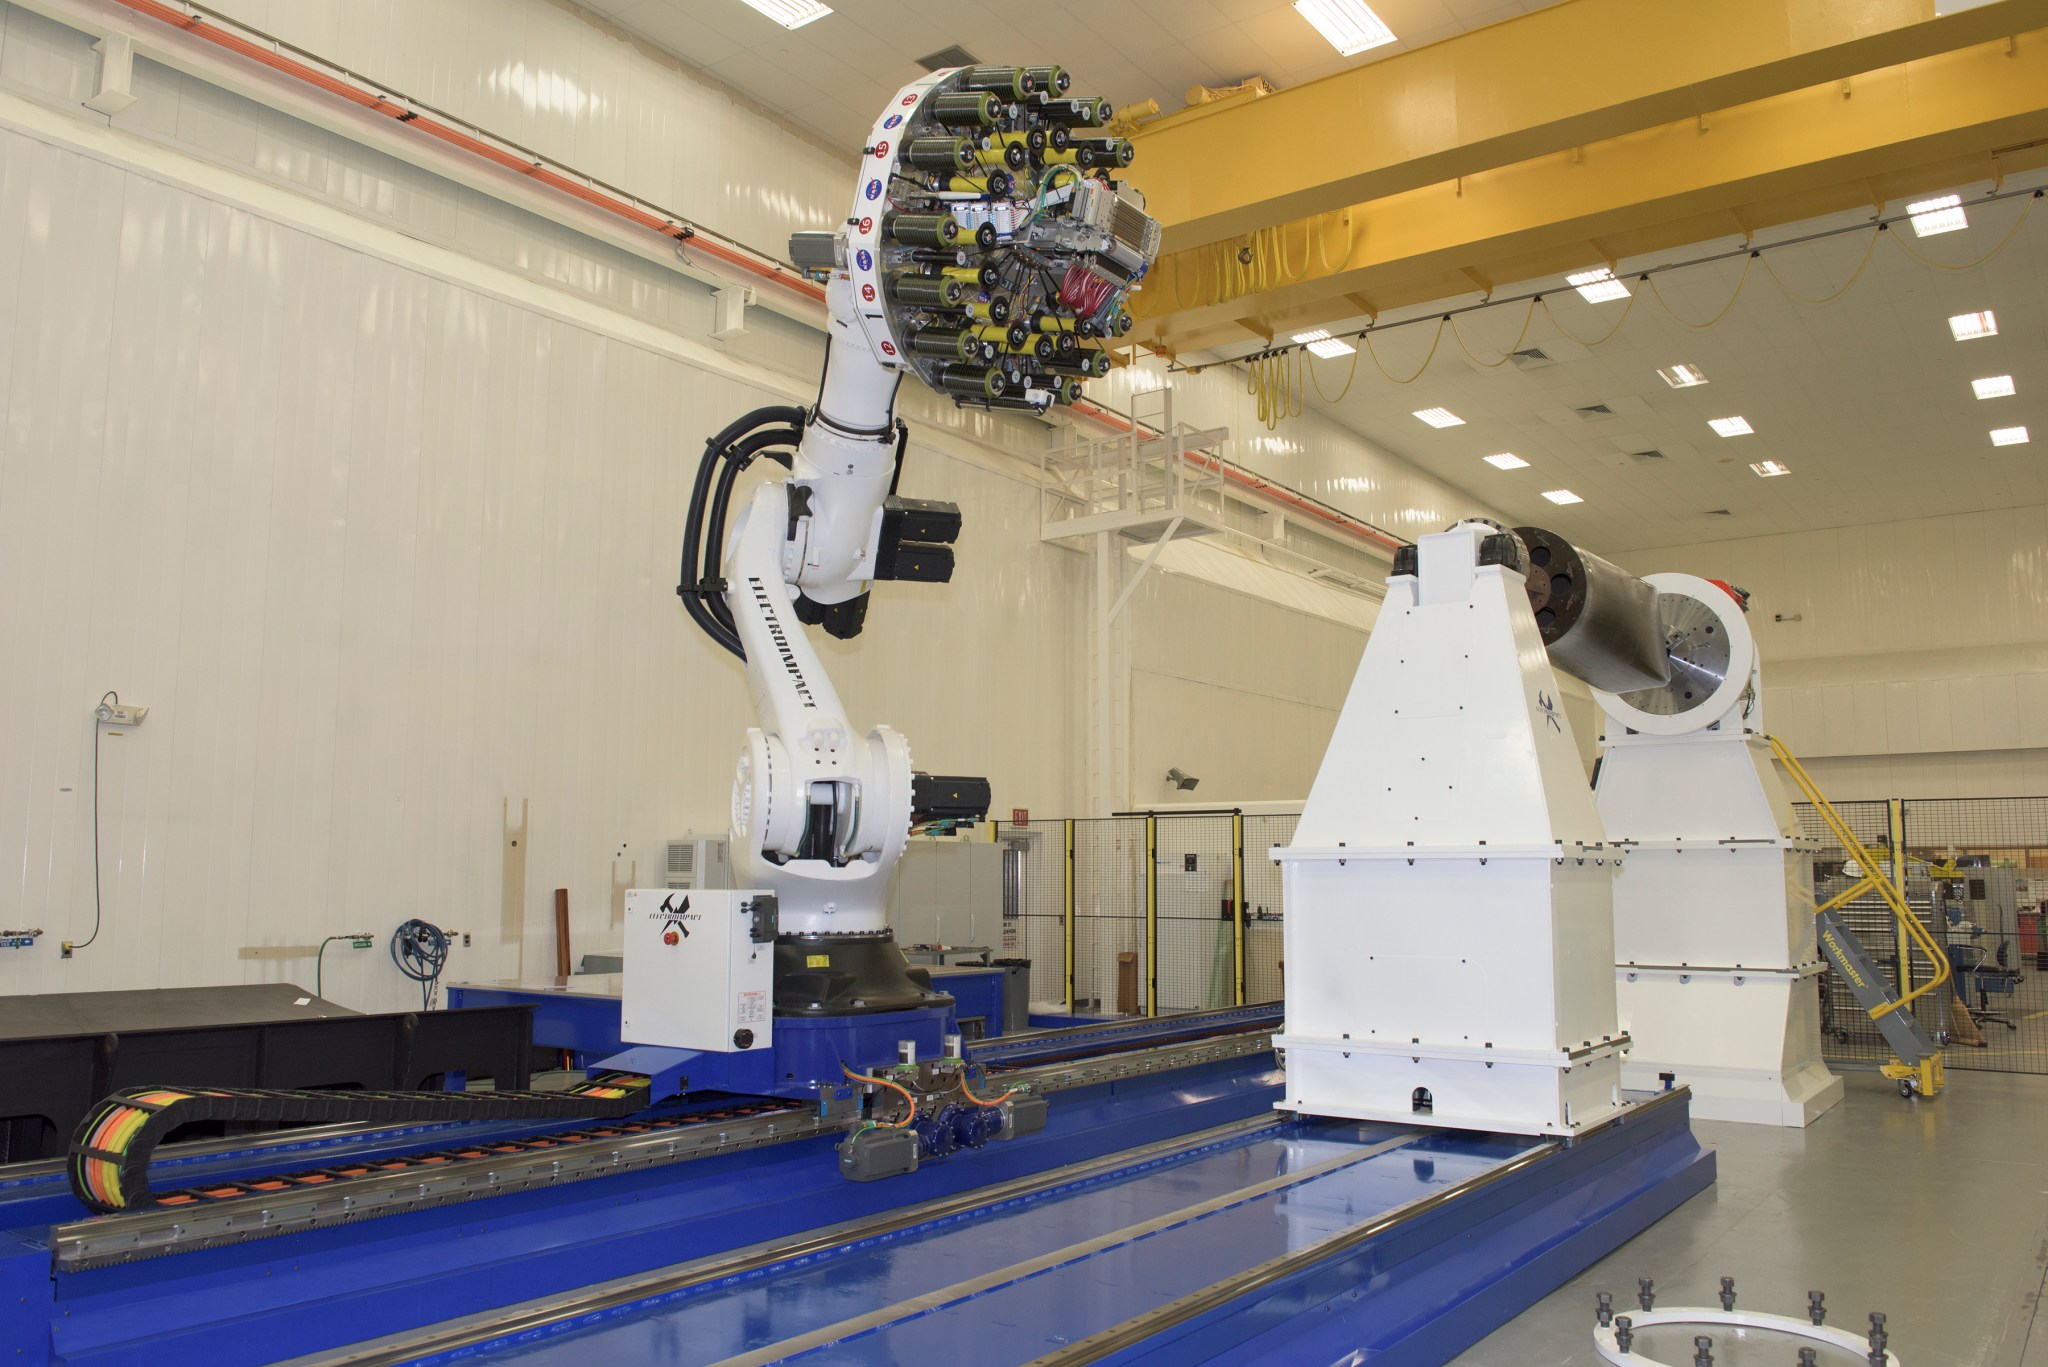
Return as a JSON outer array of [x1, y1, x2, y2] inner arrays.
[[68, 1072, 659, 1214]]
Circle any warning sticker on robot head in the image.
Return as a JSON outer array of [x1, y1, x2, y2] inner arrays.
[[737, 990, 768, 1025]]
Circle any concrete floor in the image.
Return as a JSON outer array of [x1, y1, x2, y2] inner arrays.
[[1449, 1070, 2048, 1364]]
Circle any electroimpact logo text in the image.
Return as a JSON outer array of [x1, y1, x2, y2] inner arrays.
[[749, 577, 818, 708]]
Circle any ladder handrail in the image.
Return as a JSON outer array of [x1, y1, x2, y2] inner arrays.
[[1766, 734, 1951, 1018]]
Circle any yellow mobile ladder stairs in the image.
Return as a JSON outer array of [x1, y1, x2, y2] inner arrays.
[[1768, 736, 1950, 1098]]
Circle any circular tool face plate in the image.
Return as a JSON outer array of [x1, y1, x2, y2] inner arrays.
[[1595, 572, 1755, 735]]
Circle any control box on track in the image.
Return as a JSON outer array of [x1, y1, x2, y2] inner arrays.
[[622, 889, 778, 1053]]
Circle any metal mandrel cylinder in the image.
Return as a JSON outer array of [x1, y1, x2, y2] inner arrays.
[[1513, 525, 1670, 693]]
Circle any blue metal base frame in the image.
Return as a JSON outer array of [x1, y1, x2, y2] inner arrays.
[[1122, 1091, 1716, 1367], [341, 1091, 1712, 1367], [448, 966, 1018, 1072], [0, 1057, 1285, 1367]]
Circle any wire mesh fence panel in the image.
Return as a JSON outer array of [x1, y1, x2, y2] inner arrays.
[[1901, 799, 2048, 1075], [1071, 817, 1148, 1015], [1153, 815, 1238, 1013], [1242, 814, 1297, 1005], [1794, 799, 1901, 1069], [995, 820, 1069, 1011]]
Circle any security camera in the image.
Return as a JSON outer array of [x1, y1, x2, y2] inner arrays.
[[1166, 768, 1200, 792]]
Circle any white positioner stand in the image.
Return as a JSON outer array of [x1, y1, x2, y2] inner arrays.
[[1594, 573, 1843, 1128], [1273, 523, 1628, 1136]]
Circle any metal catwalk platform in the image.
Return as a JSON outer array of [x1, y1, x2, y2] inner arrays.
[[322, 1092, 1711, 1367]]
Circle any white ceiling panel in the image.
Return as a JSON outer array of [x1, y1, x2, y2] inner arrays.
[[1247, 181, 2048, 552]]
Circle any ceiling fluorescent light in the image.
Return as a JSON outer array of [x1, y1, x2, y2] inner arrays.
[[1991, 426, 2031, 447], [1708, 416, 1754, 437], [1294, 0, 1397, 55], [1566, 267, 1630, 303], [1483, 453, 1529, 470], [1412, 407, 1464, 428], [1907, 194, 1968, 237], [1541, 489, 1582, 505], [1292, 328, 1356, 359], [1973, 375, 2016, 400], [735, 0, 831, 29], [1657, 364, 1708, 389], [1949, 310, 1998, 341], [1750, 460, 1791, 477]]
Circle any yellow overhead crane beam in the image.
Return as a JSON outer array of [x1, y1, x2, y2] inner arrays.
[[1125, 0, 2048, 355]]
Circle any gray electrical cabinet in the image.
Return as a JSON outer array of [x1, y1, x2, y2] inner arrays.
[[890, 839, 1004, 952]]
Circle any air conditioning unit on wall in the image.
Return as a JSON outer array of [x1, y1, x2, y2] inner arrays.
[[665, 834, 733, 891]]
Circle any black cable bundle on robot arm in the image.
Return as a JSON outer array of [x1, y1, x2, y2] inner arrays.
[[679, 405, 808, 660]]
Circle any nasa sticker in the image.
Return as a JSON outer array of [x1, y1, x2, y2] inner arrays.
[[855, 249, 873, 271], [872, 140, 890, 158], [879, 340, 897, 356], [883, 114, 903, 129], [861, 283, 877, 302], [864, 179, 882, 201]]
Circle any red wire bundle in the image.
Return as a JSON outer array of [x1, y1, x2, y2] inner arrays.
[[1058, 262, 1118, 317]]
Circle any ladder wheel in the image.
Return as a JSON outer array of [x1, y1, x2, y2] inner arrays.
[[1898, 1079, 1916, 1098]]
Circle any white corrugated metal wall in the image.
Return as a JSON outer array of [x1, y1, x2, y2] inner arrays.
[[0, 121, 1090, 1009], [0, 0, 1494, 1007], [1624, 505, 2048, 799]]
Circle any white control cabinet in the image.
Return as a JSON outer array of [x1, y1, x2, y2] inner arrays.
[[621, 888, 777, 1053]]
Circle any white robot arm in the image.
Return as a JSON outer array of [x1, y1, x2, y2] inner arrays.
[[676, 63, 1159, 1015]]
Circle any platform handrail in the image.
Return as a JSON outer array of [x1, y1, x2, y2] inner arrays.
[[1766, 734, 1950, 1017]]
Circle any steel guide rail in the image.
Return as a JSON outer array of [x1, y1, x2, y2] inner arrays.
[[50, 1028, 1277, 1270], [973, 1003, 1282, 1058], [318, 1116, 1292, 1367], [1021, 1089, 1694, 1365]]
